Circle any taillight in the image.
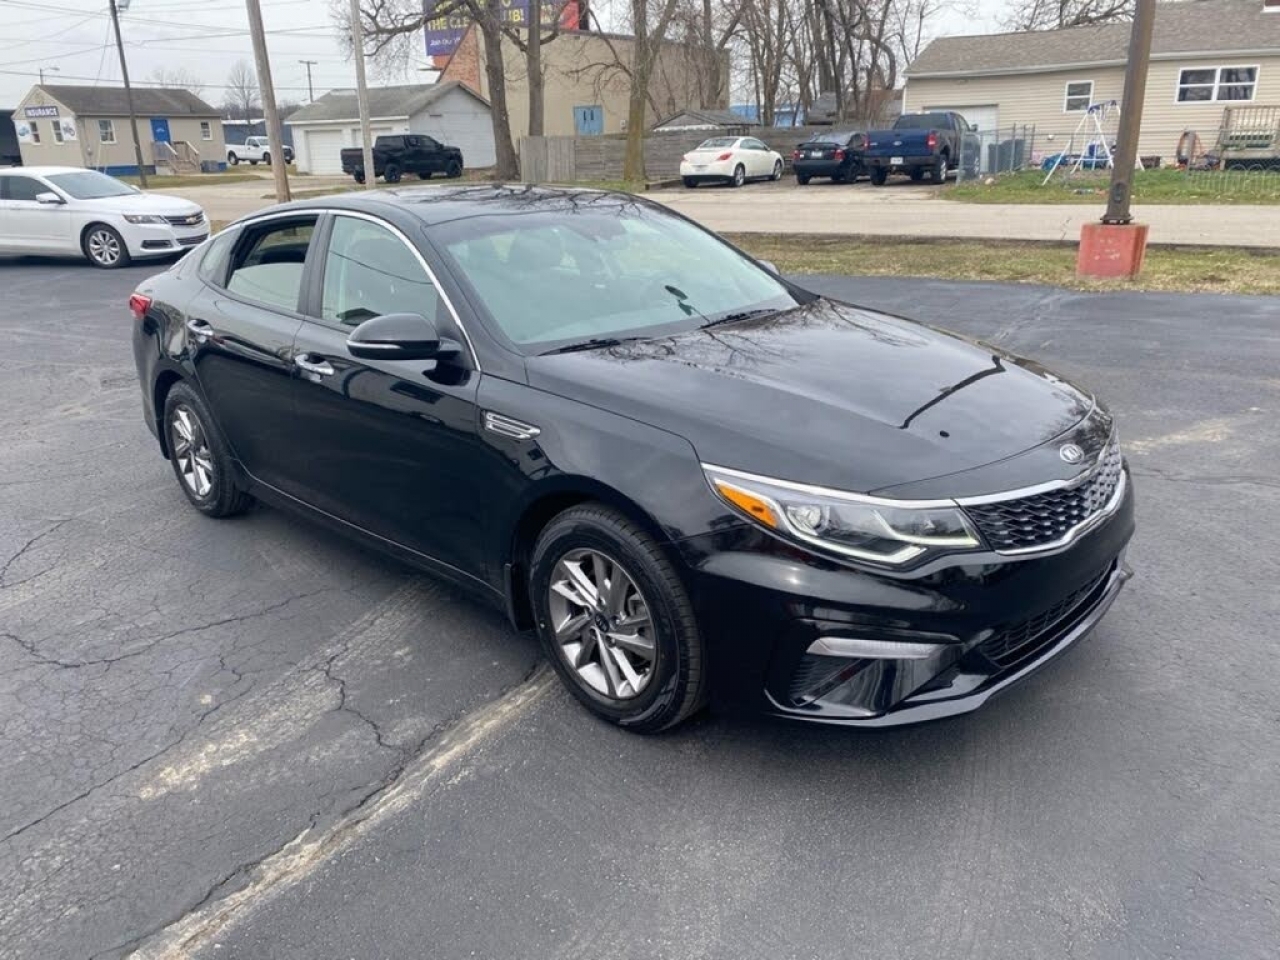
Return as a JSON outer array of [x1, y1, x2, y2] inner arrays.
[[128, 292, 152, 320], [834, 149, 845, 161], [792, 149, 802, 160], [716, 152, 732, 161], [926, 131, 938, 150]]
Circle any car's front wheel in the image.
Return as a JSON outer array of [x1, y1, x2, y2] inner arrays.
[[83, 224, 130, 269], [162, 383, 253, 518], [530, 505, 706, 733], [446, 160, 462, 178]]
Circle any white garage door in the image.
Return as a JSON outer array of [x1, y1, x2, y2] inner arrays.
[[305, 129, 348, 175], [924, 104, 999, 136]]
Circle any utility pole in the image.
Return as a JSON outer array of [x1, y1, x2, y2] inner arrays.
[[1103, 0, 1156, 224], [298, 59, 318, 101], [348, 0, 376, 192], [246, 0, 291, 202], [108, 0, 147, 188]]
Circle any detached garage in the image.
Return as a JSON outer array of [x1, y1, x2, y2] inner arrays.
[[287, 81, 494, 175]]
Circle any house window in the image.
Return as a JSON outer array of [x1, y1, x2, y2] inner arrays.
[[1064, 81, 1093, 112], [1177, 66, 1258, 102], [29, 120, 40, 144], [200, 121, 212, 140], [98, 119, 117, 143], [52, 120, 64, 143]]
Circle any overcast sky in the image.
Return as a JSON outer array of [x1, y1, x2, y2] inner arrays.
[[1, 0, 1009, 109]]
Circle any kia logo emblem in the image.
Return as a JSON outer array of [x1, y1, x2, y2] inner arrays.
[[1059, 443, 1085, 464]]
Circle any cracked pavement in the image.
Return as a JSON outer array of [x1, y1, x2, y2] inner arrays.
[[1, 258, 1277, 960]]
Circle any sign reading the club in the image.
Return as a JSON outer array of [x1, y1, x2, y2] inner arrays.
[[423, 0, 580, 57], [24, 105, 60, 118]]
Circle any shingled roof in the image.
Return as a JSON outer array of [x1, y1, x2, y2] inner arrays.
[[285, 82, 488, 124], [36, 84, 219, 116], [907, 0, 1280, 78]]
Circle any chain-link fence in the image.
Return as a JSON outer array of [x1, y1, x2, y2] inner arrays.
[[1183, 163, 1280, 200], [954, 125, 1038, 183]]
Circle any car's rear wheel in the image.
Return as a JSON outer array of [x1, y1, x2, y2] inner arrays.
[[771, 160, 783, 181], [227, 152, 238, 166], [384, 163, 402, 183], [83, 224, 130, 269], [354, 171, 366, 184], [796, 174, 810, 185], [162, 383, 253, 518], [870, 167, 888, 186], [683, 177, 697, 188], [530, 505, 706, 733], [931, 153, 949, 183], [909, 167, 925, 182], [731, 164, 746, 188], [446, 160, 462, 178], [263, 153, 272, 165], [418, 171, 432, 180]]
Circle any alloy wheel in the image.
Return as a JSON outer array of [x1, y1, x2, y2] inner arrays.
[[547, 548, 656, 700], [86, 229, 122, 267], [170, 405, 215, 498], [733, 165, 745, 187]]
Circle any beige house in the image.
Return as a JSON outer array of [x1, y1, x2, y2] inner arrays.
[[11, 85, 224, 175], [440, 27, 727, 138], [903, 0, 1280, 163]]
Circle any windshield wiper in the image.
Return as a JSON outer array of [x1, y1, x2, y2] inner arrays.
[[540, 336, 648, 356], [701, 308, 779, 328]]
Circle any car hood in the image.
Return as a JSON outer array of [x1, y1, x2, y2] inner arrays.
[[78, 193, 203, 217], [525, 299, 1095, 495]]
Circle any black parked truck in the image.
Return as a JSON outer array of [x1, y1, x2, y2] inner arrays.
[[862, 112, 982, 185], [340, 134, 464, 184]]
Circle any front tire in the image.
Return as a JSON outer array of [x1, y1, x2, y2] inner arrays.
[[162, 383, 253, 518], [83, 224, 130, 269], [354, 171, 366, 184], [446, 160, 462, 178], [796, 174, 810, 185], [731, 164, 746, 188], [530, 505, 707, 733]]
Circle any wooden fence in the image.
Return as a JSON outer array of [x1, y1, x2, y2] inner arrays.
[[520, 125, 873, 183]]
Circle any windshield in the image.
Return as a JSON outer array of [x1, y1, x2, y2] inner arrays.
[[695, 137, 738, 150], [46, 171, 136, 200], [435, 199, 801, 352], [894, 114, 946, 130]]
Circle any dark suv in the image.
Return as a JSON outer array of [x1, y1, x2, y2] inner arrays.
[[129, 186, 1134, 733]]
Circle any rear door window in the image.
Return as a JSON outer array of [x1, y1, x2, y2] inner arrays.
[[224, 218, 316, 313]]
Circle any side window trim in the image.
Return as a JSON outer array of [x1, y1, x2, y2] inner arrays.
[[214, 214, 320, 317]]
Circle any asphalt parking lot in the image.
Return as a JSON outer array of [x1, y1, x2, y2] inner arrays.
[[2, 255, 1277, 960]]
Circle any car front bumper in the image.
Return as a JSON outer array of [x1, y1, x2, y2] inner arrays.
[[123, 220, 209, 258], [675, 472, 1135, 727]]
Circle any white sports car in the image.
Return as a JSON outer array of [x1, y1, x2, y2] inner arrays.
[[679, 136, 784, 189], [0, 166, 208, 269]]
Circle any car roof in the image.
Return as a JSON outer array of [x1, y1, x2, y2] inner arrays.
[[238, 184, 652, 229], [0, 166, 89, 176]]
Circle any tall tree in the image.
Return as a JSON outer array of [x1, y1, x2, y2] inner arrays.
[[619, 0, 683, 180], [147, 66, 207, 98], [1002, 0, 1134, 30], [223, 59, 260, 122]]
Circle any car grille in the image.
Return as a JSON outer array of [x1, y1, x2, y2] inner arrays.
[[164, 212, 205, 227], [977, 566, 1112, 668], [964, 440, 1124, 553]]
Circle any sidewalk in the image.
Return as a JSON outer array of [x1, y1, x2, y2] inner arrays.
[[163, 177, 1280, 248]]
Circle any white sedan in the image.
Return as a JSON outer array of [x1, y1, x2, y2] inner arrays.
[[0, 166, 208, 269], [680, 136, 784, 189]]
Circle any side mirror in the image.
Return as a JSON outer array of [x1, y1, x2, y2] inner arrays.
[[347, 312, 460, 361], [35, 192, 64, 205]]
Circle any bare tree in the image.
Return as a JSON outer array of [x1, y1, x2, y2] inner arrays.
[[223, 59, 260, 122], [148, 66, 207, 98], [1001, 0, 1134, 30]]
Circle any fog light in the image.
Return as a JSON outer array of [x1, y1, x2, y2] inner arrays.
[[805, 636, 946, 660]]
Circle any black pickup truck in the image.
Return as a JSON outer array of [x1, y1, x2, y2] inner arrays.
[[862, 112, 981, 186], [340, 134, 464, 184]]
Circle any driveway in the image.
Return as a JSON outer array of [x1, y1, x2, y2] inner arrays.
[[1, 260, 1276, 959]]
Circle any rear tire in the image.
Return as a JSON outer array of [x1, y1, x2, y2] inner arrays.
[[162, 382, 254, 519], [418, 171, 432, 180], [354, 171, 366, 184], [530, 505, 707, 733], [931, 153, 949, 183], [227, 152, 239, 166], [731, 164, 745, 188], [770, 160, 783, 181], [263, 153, 272, 165], [909, 168, 925, 182], [870, 167, 888, 186], [385, 163, 402, 184]]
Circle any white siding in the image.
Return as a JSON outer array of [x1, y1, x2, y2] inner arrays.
[[408, 87, 496, 168], [289, 122, 407, 174]]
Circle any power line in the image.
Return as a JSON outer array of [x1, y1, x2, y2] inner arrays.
[[0, 66, 330, 94]]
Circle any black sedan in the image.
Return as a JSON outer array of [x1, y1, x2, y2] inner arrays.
[[129, 186, 1134, 732], [792, 131, 866, 184]]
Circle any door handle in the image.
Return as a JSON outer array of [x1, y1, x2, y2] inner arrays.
[[294, 354, 335, 377], [186, 318, 214, 343]]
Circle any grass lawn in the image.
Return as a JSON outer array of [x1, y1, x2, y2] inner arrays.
[[947, 168, 1280, 205], [728, 234, 1280, 296], [122, 173, 268, 189]]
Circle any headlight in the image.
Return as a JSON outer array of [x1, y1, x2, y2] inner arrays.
[[123, 214, 166, 224], [704, 465, 983, 566]]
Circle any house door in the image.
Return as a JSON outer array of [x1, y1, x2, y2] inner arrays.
[[573, 105, 603, 136], [150, 117, 172, 143]]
